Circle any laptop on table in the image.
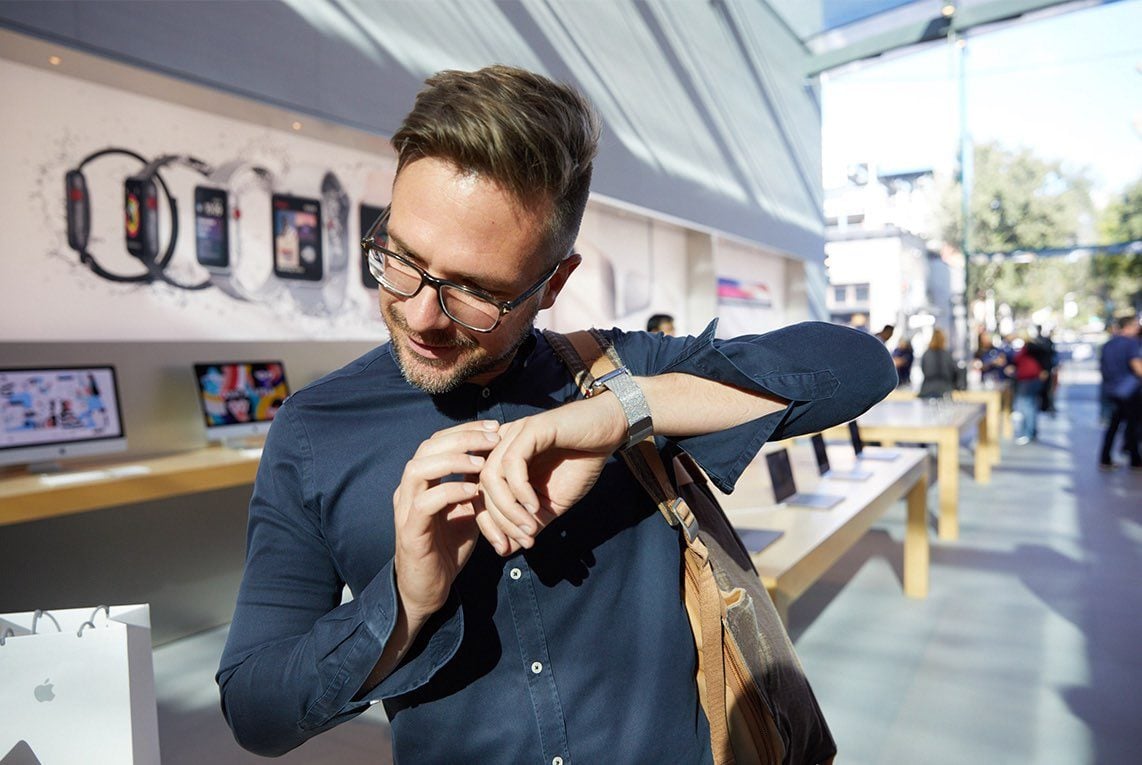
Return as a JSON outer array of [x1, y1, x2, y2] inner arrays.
[[848, 420, 900, 461], [765, 448, 843, 510], [811, 433, 871, 481]]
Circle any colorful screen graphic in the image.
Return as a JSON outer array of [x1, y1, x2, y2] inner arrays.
[[193, 362, 289, 428], [0, 367, 124, 450]]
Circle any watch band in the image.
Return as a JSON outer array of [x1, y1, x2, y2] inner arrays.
[[132, 154, 214, 291], [66, 147, 179, 284], [587, 365, 654, 450]]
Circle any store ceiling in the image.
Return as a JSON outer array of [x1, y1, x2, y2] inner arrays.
[[0, 0, 1118, 263]]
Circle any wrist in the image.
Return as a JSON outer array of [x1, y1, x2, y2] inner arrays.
[[585, 366, 654, 450]]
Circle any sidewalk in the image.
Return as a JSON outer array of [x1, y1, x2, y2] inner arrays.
[[790, 366, 1141, 764]]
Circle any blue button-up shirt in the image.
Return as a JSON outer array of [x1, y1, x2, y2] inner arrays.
[[218, 321, 896, 761]]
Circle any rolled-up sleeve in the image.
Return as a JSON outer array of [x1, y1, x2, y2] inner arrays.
[[216, 403, 463, 757], [611, 320, 897, 493]]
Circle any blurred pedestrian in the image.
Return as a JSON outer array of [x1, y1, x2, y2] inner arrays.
[[646, 313, 675, 335], [918, 328, 955, 398], [1012, 333, 1050, 444], [1098, 315, 1142, 470], [892, 336, 914, 388], [875, 324, 895, 344], [1036, 326, 1059, 414], [974, 332, 1008, 383]]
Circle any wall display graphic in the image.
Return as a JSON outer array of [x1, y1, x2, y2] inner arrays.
[[359, 203, 385, 290], [0, 366, 127, 468], [3, 56, 395, 341], [65, 147, 180, 285], [716, 277, 773, 308], [125, 153, 213, 290]]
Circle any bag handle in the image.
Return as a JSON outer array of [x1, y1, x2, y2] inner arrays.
[[544, 329, 734, 765]]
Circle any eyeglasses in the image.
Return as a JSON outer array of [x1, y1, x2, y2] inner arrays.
[[361, 207, 562, 333]]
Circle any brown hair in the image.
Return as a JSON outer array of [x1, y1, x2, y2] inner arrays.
[[928, 328, 948, 351], [392, 65, 600, 263]]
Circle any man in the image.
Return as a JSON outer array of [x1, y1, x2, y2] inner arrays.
[[1034, 326, 1059, 414], [217, 65, 896, 761], [646, 313, 674, 335], [1099, 315, 1142, 470]]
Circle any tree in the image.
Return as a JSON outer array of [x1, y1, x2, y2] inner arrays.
[[936, 142, 1099, 325], [1093, 177, 1142, 316], [940, 141, 1095, 257]]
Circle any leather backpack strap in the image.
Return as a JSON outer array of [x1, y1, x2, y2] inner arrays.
[[543, 329, 734, 765]]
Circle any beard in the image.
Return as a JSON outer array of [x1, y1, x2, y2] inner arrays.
[[383, 300, 540, 394]]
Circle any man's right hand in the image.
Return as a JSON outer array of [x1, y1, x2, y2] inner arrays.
[[393, 419, 501, 627]]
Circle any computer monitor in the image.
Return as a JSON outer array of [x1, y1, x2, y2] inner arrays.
[[0, 366, 127, 470], [193, 361, 289, 445]]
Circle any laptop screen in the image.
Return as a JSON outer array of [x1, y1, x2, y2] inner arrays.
[[764, 448, 797, 504], [811, 433, 830, 474], [848, 421, 864, 456]]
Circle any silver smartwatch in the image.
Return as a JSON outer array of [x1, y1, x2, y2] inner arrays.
[[194, 160, 281, 302], [271, 168, 350, 316], [588, 366, 654, 450]]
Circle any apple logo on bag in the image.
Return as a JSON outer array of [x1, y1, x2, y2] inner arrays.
[[33, 679, 55, 703]]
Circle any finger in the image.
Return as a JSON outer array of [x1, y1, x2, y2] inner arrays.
[[474, 505, 520, 557], [480, 428, 541, 526], [499, 437, 542, 517], [404, 452, 487, 488], [399, 480, 480, 544], [416, 422, 501, 460], [480, 489, 538, 551]]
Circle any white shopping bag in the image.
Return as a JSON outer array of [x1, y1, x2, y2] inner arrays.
[[0, 604, 160, 764]]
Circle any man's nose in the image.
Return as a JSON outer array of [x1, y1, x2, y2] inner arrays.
[[401, 286, 453, 332]]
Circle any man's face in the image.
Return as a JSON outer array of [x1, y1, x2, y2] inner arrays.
[[380, 157, 576, 394]]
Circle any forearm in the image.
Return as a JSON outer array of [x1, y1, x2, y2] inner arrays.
[[637, 372, 786, 437]]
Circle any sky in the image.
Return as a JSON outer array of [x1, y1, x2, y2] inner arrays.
[[821, 0, 1142, 202]]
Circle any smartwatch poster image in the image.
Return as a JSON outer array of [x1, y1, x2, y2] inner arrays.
[[124, 177, 160, 264], [194, 186, 230, 268], [359, 203, 385, 290], [272, 194, 323, 281]]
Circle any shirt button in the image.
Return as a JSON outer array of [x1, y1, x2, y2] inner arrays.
[[509, 567, 522, 580], [552, 758, 564, 765], [531, 661, 543, 674], [481, 388, 491, 398]]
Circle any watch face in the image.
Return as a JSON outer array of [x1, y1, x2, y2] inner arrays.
[[194, 186, 230, 268], [359, 203, 385, 289], [124, 177, 159, 263], [272, 194, 323, 281]]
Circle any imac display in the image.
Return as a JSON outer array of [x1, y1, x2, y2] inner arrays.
[[0, 367, 127, 469], [194, 361, 289, 444]]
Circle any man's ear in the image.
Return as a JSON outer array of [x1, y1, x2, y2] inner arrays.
[[539, 252, 582, 310]]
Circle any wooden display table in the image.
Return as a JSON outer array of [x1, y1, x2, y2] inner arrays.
[[827, 399, 986, 541], [888, 383, 1009, 468], [718, 444, 929, 623], [0, 446, 262, 526]]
